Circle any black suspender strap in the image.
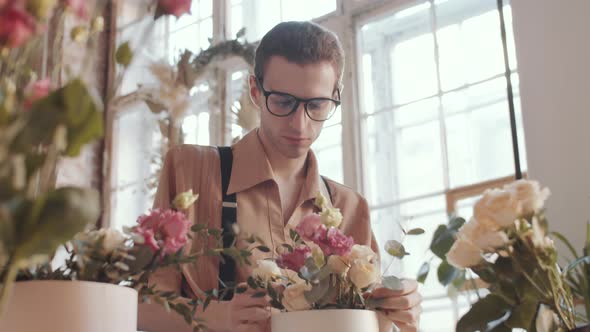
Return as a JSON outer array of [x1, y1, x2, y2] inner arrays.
[[321, 176, 333, 203], [217, 146, 237, 300]]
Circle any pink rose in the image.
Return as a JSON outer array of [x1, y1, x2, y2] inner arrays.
[[63, 0, 87, 19], [24, 78, 51, 109], [135, 209, 191, 255], [296, 214, 325, 241], [277, 245, 312, 272], [0, 6, 36, 48], [316, 227, 354, 256], [158, 0, 192, 18]]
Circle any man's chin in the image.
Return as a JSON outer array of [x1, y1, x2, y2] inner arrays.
[[279, 146, 310, 159]]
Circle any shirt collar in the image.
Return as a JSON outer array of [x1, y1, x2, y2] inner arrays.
[[227, 129, 322, 202]]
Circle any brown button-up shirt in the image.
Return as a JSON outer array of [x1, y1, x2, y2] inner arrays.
[[149, 129, 378, 305]]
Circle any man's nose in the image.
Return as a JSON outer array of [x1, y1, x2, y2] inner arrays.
[[288, 103, 308, 131]]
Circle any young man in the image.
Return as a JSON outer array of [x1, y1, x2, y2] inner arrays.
[[138, 21, 421, 332]]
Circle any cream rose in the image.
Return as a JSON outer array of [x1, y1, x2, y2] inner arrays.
[[172, 189, 199, 210], [75, 228, 126, 254], [282, 282, 312, 311], [348, 259, 381, 289], [505, 180, 550, 217], [446, 238, 483, 268], [474, 188, 520, 228], [327, 255, 350, 275], [252, 260, 282, 284], [320, 207, 343, 228], [348, 244, 378, 263], [458, 219, 509, 252]]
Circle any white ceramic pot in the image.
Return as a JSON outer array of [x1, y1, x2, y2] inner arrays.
[[0, 280, 138, 332], [271, 309, 390, 332]]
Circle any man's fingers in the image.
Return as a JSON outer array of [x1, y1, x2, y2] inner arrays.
[[375, 290, 422, 310], [383, 305, 422, 326], [394, 321, 419, 332], [234, 306, 271, 322], [232, 292, 270, 308], [372, 279, 419, 297]]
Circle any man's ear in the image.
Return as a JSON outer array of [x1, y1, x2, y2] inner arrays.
[[248, 74, 262, 110]]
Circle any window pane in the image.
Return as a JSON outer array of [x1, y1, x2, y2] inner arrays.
[[113, 107, 160, 186], [183, 82, 212, 145], [112, 183, 153, 230], [391, 33, 438, 104], [169, 0, 212, 32], [370, 195, 447, 296], [231, 0, 337, 41], [312, 124, 342, 183], [365, 103, 444, 203], [443, 75, 523, 187]]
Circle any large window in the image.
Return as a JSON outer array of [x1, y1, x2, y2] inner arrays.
[[230, 0, 338, 40], [357, 0, 524, 330]]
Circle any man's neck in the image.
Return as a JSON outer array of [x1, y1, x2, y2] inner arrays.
[[256, 129, 308, 182]]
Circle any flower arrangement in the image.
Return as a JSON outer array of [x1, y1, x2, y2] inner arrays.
[[245, 193, 422, 313], [0, 0, 216, 324], [442, 179, 585, 332]]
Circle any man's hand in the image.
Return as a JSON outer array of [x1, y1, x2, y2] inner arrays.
[[371, 279, 422, 332], [226, 284, 272, 332]]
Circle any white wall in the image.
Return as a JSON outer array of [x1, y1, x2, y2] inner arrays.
[[511, 0, 590, 252]]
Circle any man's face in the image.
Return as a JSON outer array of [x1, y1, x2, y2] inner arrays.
[[249, 56, 339, 159]]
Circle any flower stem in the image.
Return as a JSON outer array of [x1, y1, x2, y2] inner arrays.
[[0, 260, 19, 319]]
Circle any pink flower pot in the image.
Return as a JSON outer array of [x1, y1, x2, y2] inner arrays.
[[0, 280, 137, 332], [271, 309, 391, 332]]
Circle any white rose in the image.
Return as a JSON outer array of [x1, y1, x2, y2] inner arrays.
[[348, 259, 381, 289], [320, 207, 343, 228], [505, 180, 550, 217], [474, 188, 520, 228], [446, 238, 483, 268], [252, 260, 282, 284], [327, 255, 350, 275], [529, 217, 554, 249], [75, 228, 126, 254], [282, 282, 312, 311], [348, 244, 378, 263], [458, 219, 509, 252], [100, 229, 127, 253]]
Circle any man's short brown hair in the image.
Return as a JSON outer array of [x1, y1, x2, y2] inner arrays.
[[254, 21, 345, 89]]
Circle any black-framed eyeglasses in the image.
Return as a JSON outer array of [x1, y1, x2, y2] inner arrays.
[[255, 77, 341, 122]]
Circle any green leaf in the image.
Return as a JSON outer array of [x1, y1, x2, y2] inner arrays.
[[505, 297, 538, 330], [449, 216, 466, 231], [385, 240, 408, 258], [437, 260, 459, 286], [551, 231, 579, 259], [304, 277, 330, 304], [430, 225, 456, 260], [256, 245, 271, 253], [247, 276, 258, 289], [281, 243, 294, 252], [61, 79, 104, 156], [191, 224, 207, 233], [416, 262, 430, 284], [13, 187, 100, 262], [456, 294, 511, 332], [251, 291, 266, 298], [289, 229, 300, 242], [115, 41, 133, 67], [236, 27, 246, 39], [382, 275, 403, 291], [207, 229, 222, 236], [564, 255, 590, 275], [407, 228, 425, 235], [202, 297, 211, 312]]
